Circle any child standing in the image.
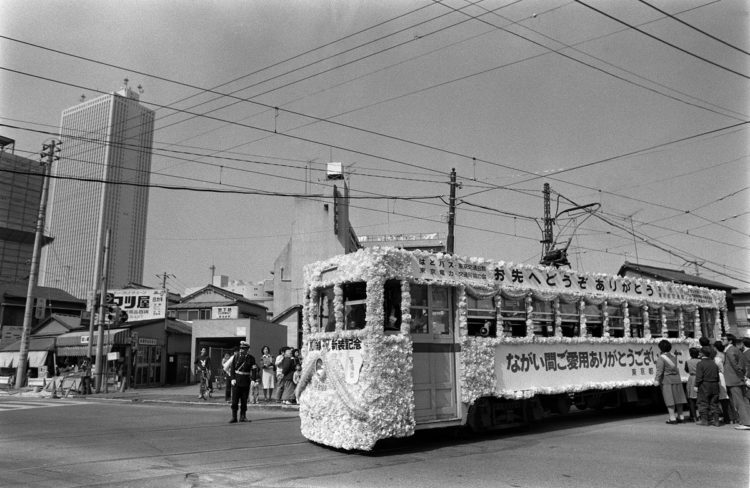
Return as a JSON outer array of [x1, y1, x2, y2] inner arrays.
[[684, 347, 700, 422], [695, 345, 722, 427], [249, 364, 260, 404]]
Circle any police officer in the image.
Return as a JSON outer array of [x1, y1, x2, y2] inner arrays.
[[227, 341, 256, 423]]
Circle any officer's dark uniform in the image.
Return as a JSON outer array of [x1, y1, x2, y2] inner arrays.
[[228, 342, 256, 423]]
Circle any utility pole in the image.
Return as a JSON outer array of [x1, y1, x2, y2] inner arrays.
[[158, 272, 174, 386], [541, 183, 553, 259], [15, 139, 60, 388], [447, 168, 457, 254], [94, 228, 111, 393]]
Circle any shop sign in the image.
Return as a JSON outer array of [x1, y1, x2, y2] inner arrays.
[[106, 289, 166, 321], [138, 338, 158, 346], [212, 306, 238, 319]]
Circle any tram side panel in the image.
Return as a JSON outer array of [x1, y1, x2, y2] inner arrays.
[[460, 338, 690, 421], [298, 334, 416, 451]]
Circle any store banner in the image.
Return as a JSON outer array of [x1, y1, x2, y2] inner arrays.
[[106, 289, 166, 321]]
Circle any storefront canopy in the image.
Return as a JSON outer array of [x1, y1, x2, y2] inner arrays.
[[55, 329, 128, 347], [0, 337, 55, 368]]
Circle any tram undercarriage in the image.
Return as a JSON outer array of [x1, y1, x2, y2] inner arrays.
[[465, 386, 662, 432]]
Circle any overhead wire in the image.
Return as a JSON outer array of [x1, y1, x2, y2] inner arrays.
[[635, 0, 750, 56], [573, 0, 750, 79]]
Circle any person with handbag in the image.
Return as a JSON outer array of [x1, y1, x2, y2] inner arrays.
[[654, 339, 687, 425]]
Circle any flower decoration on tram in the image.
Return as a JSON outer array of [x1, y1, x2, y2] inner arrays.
[[460, 337, 497, 404]]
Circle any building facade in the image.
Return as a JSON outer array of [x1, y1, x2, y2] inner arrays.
[[40, 85, 155, 299], [0, 140, 49, 283]]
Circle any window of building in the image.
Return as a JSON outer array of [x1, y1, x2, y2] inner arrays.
[[500, 296, 526, 337], [409, 284, 452, 335], [467, 293, 496, 337]]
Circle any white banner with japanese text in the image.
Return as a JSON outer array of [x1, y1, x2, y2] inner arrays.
[[494, 342, 690, 394]]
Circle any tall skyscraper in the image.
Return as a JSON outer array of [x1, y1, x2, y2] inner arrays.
[[40, 83, 154, 299], [0, 136, 49, 283]]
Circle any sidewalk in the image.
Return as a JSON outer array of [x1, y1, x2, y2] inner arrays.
[[0, 383, 299, 410]]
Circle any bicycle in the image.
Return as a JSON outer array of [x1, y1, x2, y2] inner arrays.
[[197, 370, 212, 400]]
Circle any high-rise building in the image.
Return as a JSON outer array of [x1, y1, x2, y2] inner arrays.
[[40, 84, 154, 299], [0, 136, 50, 283]]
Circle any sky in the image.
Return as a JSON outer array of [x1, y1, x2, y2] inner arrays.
[[1, 0, 748, 295]]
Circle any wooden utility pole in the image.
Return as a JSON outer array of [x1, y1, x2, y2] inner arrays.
[[94, 228, 111, 392], [15, 139, 59, 388]]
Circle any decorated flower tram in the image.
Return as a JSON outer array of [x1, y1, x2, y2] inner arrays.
[[294, 248, 727, 451]]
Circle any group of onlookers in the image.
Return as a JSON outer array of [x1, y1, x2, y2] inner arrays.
[[260, 345, 302, 405], [655, 334, 750, 430]]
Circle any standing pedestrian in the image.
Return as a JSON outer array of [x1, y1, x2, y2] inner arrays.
[[713, 341, 736, 423], [226, 341, 256, 423], [260, 345, 275, 401], [684, 347, 700, 422], [275, 347, 296, 405], [654, 339, 687, 424], [723, 334, 750, 430], [194, 347, 213, 399], [742, 338, 750, 402], [79, 358, 92, 395], [695, 346, 722, 426]]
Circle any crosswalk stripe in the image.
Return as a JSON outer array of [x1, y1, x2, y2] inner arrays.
[[0, 399, 91, 411]]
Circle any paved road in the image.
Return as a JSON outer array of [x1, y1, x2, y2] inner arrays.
[[0, 389, 748, 488]]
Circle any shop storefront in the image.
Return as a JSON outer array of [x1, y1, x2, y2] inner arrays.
[[0, 336, 56, 380]]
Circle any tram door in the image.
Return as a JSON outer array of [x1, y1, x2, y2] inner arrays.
[[409, 284, 458, 422]]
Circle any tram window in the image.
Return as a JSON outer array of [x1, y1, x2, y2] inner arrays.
[[699, 309, 715, 338], [467, 295, 497, 337], [317, 287, 336, 332], [532, 299, 553, 337], [664, 307, 679, 338], [584, 303, 603, 338], [648, 309, 660, 337], [409, 284, 452, 335], [559, 302, 579, 337], [629, 307, 644, 338], [411, 308, 429, 334], [500, 297, 526, 337], [384, 280, 402, 332], [606, 305, 624, 338], [343, 282, 367, 330]]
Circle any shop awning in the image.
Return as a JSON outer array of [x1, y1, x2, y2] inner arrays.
[[0, 352, 15, 368], [55, 329, 128, 347], [28, 351, 48, 368], [0, 351, 47, 367], [56, 345, 111, 357]]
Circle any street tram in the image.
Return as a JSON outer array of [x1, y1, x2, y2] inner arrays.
[[295, 248, 727, 450]]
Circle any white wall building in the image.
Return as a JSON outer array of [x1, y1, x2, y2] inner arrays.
[[40, 84, 154, 299]]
